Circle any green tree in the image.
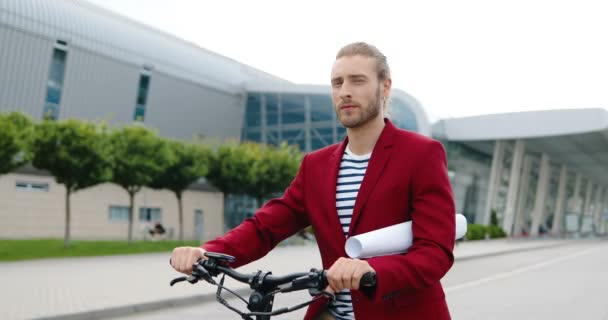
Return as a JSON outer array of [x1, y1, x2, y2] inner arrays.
[[246, 142, 302, 206], [6, 112, 35, 142], [205, 141, 257, 195], [0, 112, 33, 174], [30, 119, 113, 247], [0, 114, 23, 174], [109, 126, 172, 243], [150, 141, 210, 241], [205, 142, 261, 229]]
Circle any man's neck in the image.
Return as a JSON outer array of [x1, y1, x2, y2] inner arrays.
[[346, 115, 385, 155]]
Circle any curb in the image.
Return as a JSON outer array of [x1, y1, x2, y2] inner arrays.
[[33, 288, 250, 320], [34, 241, 569, 320], [454, 241, 569, 262]]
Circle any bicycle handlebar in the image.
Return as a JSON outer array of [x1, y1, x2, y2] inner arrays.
[[170, 252, 377, 320], [170, 252, 376, 292]]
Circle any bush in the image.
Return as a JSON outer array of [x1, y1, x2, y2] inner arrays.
[[486, 224, 507, 238], [490, 209, 499, 226], [466, 224, 486, 240], [465, 223, 507, 240]]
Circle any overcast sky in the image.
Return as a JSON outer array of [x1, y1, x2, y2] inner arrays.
[[85, 0, 608, 122]]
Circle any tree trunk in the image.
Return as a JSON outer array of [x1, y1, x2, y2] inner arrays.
[[177, 192, 184, 242], [128, 191, 134, 244], [64, 188, 71, 248]]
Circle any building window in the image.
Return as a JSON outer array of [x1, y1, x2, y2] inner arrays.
[[281, 94, 306, 124], [109, 205, 130, 222], [309, 95, 333, 122], [245, 93, 261, 128], [139, 207, 162, 222], [133, 73, 151, 122], [43, 47, 68, 120], [15, 181, 50, 192]]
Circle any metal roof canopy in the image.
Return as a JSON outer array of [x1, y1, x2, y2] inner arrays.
[[433, 108, 608, 185]]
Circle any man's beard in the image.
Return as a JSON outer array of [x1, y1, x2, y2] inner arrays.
[[338, 87, 383, 129]]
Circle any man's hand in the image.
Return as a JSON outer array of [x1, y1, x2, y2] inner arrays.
[[325, 257, 375, 292], [170, 246, 207, 274]]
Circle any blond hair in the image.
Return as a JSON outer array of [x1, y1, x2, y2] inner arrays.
[[336, 42, 391, 81]]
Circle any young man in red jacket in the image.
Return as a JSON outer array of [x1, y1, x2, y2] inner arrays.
[[171, 42, 456, 320]]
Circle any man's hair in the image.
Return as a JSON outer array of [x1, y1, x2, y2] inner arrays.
[[336, 42, 391, 81], [336, 42, 392, 111]]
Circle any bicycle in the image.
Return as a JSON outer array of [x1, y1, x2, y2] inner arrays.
[[170, 252, 377, 320]]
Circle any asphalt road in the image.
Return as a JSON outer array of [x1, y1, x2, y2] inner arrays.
[[117, 240, 608, 320]]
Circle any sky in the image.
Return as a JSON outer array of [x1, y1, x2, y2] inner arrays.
[[85, 0, 608, 122]]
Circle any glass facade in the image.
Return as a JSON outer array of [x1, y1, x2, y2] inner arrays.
[[43, 48, 68, 120], [444, 141, 492, 224], [389, 98, 419, 132], [242, 91, 421, 152]]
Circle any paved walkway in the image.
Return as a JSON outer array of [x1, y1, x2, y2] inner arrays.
[[0, 238, 574, 320]]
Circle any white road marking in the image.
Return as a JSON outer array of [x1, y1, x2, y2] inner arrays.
[[445, 247, 598, 293]]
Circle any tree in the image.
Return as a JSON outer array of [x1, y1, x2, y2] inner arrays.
[[205, 142, 261, 229], [30, 119, 113, 247], [205, 141, 303, 229], [150, 141, 210, 241], [0, 114, 22, 174], [246, 142, 302, 206], [0, 112, 33, 174], [205, 141, 257, 195], [109, 126, 172, 243]]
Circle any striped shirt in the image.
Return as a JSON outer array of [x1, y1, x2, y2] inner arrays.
[[328, 145, 371, 320]]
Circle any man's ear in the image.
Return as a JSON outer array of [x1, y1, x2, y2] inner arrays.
[[383, 78, 392, 98]]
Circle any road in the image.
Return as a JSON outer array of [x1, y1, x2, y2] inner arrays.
[[117, 240, 608, 320]]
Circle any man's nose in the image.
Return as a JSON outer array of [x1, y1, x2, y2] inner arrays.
[[339, 84, 352, 100]]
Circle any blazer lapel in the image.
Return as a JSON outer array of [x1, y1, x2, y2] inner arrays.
[[348, 119, 397, 236], [324, 139, 349, 237]]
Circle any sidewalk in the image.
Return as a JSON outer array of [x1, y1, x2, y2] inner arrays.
[[0, 238, 572, 320]]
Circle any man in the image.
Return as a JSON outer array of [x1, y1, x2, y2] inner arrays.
[[171, 42, 456, 320]]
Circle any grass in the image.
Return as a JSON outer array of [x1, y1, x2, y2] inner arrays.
[[0, 239, 202, 261]]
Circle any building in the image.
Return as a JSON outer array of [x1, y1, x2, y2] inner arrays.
[[0, 0, 429, 240], [434, 108, 608, 236], [2, 0, 606, 241]]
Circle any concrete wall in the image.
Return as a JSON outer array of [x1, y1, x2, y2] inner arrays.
[[0, 173, 224, 241]]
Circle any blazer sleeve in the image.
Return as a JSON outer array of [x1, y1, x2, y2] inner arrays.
[[202, 154, 310, 268], [366, 140, 456, 300]]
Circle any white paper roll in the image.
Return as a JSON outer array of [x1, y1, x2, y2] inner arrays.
[[345, 213, 468, 259]]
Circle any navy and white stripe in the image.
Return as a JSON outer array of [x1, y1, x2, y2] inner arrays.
[[329, 145, 371, 320]]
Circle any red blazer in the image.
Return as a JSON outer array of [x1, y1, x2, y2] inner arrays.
[[204, 119, 456, 320]]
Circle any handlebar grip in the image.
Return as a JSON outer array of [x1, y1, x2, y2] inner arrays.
[[360, 272, 376, 288]]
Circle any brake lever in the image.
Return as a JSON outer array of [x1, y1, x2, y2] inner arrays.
[[307, 268, 329, 298], [170, 276, 188, 286], [192, 261, 216, 285]]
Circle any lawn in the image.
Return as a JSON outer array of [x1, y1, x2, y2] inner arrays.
[[0, 239, 202, 261]]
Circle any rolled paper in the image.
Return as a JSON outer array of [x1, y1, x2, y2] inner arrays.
[[345, 214, 468, 259]]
